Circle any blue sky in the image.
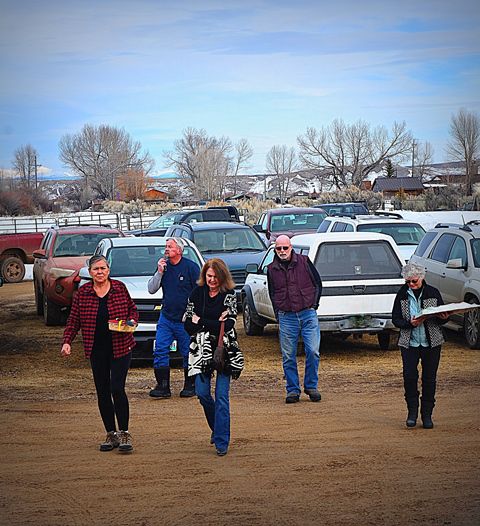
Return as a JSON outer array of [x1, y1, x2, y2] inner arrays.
[[0, 0, 479, 177]]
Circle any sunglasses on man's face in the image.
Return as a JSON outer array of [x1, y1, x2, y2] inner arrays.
[[405, 279, 419, 284], [275, 246, 290, 251]]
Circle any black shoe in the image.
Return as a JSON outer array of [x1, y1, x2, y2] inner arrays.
[[285, 393, 300, 404], [216, 449, 228, 456], [210, 432, 215, 445], [422, 415, 434, 429], [304, 388, 321, 402], [406, 407, 418, 428]]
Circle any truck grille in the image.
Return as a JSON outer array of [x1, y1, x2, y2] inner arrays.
[[135, 299, 163, 324], [230, 269, 247, 287]]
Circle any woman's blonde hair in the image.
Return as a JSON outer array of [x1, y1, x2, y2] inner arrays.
[[198, 258, 235, 292]]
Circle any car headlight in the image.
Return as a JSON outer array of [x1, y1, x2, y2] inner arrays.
[[50, 268, 76, 279]]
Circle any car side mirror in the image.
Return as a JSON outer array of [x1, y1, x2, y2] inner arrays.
[[446, 258, 466, 270], [252, 224, 264, 232], [245, 263, 259, 274], [32, 249, 47, 259], [79, 266, 91, 280]]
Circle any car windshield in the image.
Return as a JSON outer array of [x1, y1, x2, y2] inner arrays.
[[148, 212, 184, 229], [270, 212, 326, 232], [53, 233, 120, 257], [107, 243, 202, 277], [314, 241, 402, 280], [471, 239, 480, 267], [193, 228, 265, 253], [357, 223, 426, 245]]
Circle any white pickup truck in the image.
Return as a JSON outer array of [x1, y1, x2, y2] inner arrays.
[[241, 232, 406, 350]]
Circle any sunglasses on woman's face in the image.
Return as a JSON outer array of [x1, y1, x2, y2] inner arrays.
[[405, 278, 419, 284]]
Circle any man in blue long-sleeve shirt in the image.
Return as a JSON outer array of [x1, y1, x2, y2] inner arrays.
[[148, 238, 200, 398]]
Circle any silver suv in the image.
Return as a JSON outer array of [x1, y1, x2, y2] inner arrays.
[[410, 221, 480, 348], [317, 212, 425, 262]]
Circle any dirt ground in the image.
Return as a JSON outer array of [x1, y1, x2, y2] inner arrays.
[[1, 282, 479, 526]]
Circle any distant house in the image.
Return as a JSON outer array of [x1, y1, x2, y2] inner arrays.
[[372, 177, 424, 198], [144, 188, 169, 202]]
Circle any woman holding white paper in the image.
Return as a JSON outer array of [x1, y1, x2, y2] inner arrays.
[[392, 262, 449, 429]]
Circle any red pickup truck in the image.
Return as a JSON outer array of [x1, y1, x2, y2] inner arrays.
[[0, 232, 44, 282]]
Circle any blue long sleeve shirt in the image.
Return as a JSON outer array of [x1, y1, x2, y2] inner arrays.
[[148, 257, 200, 322]]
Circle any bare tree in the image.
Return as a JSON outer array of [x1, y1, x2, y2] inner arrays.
[[266, 145, 298, 204], [59, 124, 154, 201], [446, 109, 480, 195], [415, 141, 435, 181], [164, 128, 233, 200], [117, 168, 152, 201], [12, 144, 37, 188], [232, 138, 253, 194], [297, 119, 413, 189]]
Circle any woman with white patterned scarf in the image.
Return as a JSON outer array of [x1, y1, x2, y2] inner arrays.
[[184, 258, 244, 456]]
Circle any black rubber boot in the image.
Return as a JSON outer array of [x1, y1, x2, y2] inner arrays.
[[149, 367, 171, 398], [406, 405, 418, 428], [179, 368, 196, 398], [421, 400, 434, 429]]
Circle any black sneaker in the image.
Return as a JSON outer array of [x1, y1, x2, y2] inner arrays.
[[99, 431, 119, 452], [216, 449, 228, 456], [285, 393, 300, 404], [304, 388, 321, 402], [118, 431, 133, 453]]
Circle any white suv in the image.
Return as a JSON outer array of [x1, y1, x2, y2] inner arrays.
[[317, 212, 425, 262], [241, 232, 405, 350], [410, 221, 480, 348]]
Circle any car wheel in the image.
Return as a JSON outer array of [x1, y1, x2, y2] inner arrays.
[[1, 256, 25, 283], [377, 331, 395, 351], [34, 281, 44, 316], [43, 294, 64, 326], [242, 297, 264, 336], [464, 300, 480, 349]]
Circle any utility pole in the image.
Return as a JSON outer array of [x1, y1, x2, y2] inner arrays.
[[34, 155, 38, 191], [411, 139, 416, 177]]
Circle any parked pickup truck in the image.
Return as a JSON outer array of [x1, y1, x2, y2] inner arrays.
[[0, 232, 44, 282], [241, 232, 406, 350]]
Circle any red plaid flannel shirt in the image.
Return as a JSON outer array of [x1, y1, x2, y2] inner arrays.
[[63, 279, 139, 359]]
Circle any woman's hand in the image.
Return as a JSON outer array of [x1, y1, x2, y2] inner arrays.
[[61, 343, 71, 357], [219, 310, 228, 322], [437, 312, 449, 320], [411, 317, 423, 327], [192, 314, 200, 324]]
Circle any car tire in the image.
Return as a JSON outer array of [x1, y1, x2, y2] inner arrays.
[[242, 298, 264, 336], [34, 281, 44, 316], [464, 299, 480, 349], [43, 294, 65, 326], [1, 256, 25, 283], [377, 331, 395, 351]]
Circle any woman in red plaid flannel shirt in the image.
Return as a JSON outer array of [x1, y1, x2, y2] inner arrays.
[[61, 255, 138, 453]]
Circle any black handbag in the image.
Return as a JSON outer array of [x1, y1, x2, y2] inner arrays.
[[213, 321, 227, 373]]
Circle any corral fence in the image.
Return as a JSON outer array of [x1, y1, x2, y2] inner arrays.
[[0, 211, 163, 234]]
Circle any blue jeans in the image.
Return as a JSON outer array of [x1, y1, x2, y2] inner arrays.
[[154, 313, 190, 369], [195, 372, 231, 452], [278, 308, 321, 395]]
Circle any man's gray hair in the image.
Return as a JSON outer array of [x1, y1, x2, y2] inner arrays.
[[401, 262, 426, 280], [167, 237, 184, 253]]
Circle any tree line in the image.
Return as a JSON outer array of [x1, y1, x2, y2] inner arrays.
[[4, 108, 480, 209]]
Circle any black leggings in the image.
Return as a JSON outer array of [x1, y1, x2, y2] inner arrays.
[[90, 348, 131, 432]]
